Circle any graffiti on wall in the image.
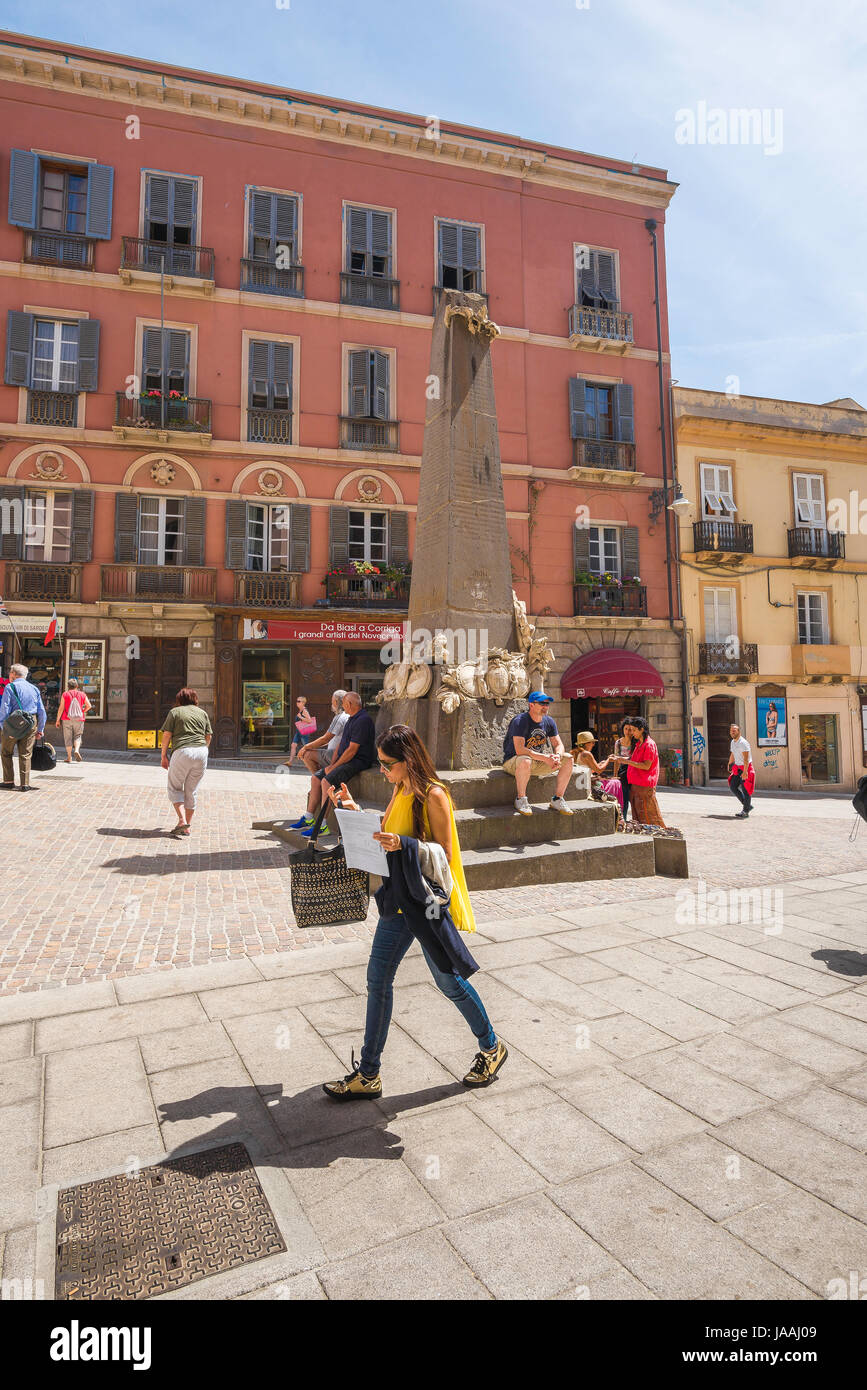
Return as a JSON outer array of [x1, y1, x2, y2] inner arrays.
[[691, 727, 707, 761]]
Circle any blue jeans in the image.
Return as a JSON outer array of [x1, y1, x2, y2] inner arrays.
[[359, 913, 497, 1077]]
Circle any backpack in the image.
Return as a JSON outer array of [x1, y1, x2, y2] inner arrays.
[[67, 692, 85, 720], [852, 776, 867, 823]]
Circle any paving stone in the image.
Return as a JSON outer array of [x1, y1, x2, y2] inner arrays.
[[589, 947, 766, 1024], [552, 1163, 812, 1300], [733, 1017, 864, 1077], [114, 957, 262, 1003], [818, 991, 867, 1023], [138, 1022, 235, 1074], [41, 1124, 166, 1186], [467, 938, 570, 971], [471, 914, 572, 942], [253, 940, 373, 980], [675, 954, 814, 1009], [633, 940, 704, 965], [396, 1105, 545, 1218], [478, 993, 617, 1077], [0, 1056, 41, 1109], [557, 1266, 657, 1299], [198, 973, 352, 1022], [673, 930, 849, 997], [0, 1224, 38, 1291], [297, 994, 370, 1037], [680, 1033, 816, 1100], [556, 1069, 707, 1151], [587, 1013, 678, 1059], [781, 1086, 867, 1149], [580, 976, 728, 1043], [329, 1026, 461, 1117], [540, 955, 618, 987], [489, 962, 621, 1020], [149, 1054, 284, 1158], [547, 926, 653, 955], [776, 1003, 867, 1054], [318, 1229, 491, 1300], [223, 1006, 348, 1094], [43, 1038, 153, 1149], [0, 981, 116, 1026], [636, 1131, 793, 1220], [35, 995, 208, 1054], [834, 1065, 867, 1102], [0, 1101, 40, 1229], [240, 1271, 327, 1300], [444, 1193, 617, 1300], [723, 1189, 866, 1297], [0, 1023, 32, 1062], [475, 1089, 631, 1182], [714, 1110, 867, 1223], [621, 1054, 767, 1125]]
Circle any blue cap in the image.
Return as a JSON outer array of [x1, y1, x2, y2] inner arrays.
[[527, 691, 553, 704]]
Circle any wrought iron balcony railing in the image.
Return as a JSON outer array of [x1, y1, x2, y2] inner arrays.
[[573, 582, 647, 618], [27, 390, 78, 427], [788, 527, 845, 561], [247, 408, 293, 445], [698, 642, 759, 676], [339, 272, 400, 310], [234, 571, 301, 607], [568, 304, 634, 344], [325, 574, 410, 608], [115, 392, 212, 434], [240, 258, 304, 298], [339, 416, 400, 452], [121, 236, 215, 280], [25, 231, 94, 270], [5, 561, 82, 602], [572, 438, 636, 472], [101, 565, 216, 603], [693, 520, 754, 554]]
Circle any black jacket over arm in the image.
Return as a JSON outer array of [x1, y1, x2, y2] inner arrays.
[[374, 836, 480, 978]]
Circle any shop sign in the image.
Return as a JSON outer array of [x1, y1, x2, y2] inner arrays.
[[242, 618, 402, 643], [571, 684, 655, 698], [0, 615, 67, 634]]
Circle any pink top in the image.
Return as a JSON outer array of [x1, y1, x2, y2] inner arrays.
[[627, 737, 659, 787]]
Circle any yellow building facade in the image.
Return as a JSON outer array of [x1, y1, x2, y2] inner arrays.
[[674, 387, 867, 792]]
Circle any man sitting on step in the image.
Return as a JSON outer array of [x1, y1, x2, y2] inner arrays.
[[502, 691, 575, 817]]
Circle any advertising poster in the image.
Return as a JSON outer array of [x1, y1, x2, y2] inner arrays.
[[242, 682, 285, 720], [756, 694, 787, 746]]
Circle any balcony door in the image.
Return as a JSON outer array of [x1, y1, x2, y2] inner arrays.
[[128, 638, 187, 734], [703, 587, 737, 644]]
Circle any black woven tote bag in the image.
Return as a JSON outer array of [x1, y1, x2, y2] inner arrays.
[[286, 801, 370, 928]]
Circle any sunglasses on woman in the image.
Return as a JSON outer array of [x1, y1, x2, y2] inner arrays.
[[378, 756, 400, 770]]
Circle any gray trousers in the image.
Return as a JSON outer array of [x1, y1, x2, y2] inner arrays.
[[166, 746, 208, 810]]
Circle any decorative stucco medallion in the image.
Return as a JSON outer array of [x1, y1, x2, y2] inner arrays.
[[31, 451, 66, 481], [149, 459, 176, 485], [357, 475, 382, 502], [258, 469, 284, 495]]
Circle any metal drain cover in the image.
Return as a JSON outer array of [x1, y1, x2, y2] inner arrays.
[[55, 1142, 286, 1300]]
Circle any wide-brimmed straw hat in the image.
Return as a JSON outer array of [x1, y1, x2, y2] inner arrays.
[[574, 730, 596, 747]]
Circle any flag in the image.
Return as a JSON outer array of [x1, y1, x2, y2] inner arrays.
[[44, 601, 58, 646]]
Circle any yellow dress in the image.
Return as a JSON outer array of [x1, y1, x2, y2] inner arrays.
[[382, 784, 476, 933]]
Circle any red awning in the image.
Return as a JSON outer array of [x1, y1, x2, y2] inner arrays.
[[560, 648, 665, 700]]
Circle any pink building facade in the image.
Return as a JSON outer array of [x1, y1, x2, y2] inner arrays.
[[0, 32, 684, 759]]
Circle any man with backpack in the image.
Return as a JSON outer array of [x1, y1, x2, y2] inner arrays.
[[55, 677, 92, 763], [0, 662, 47, 791]]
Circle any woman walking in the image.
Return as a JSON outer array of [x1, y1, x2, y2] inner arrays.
[[285, 694, 316, 761], [572, 730, 624, 816], [617, 716, 666, 827], [159, 688, 212, 836], [55, 677, 91, 763], [321, 723, 508, 1099]]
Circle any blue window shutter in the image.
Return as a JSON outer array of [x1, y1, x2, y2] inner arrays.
[[145, 174, 169, 226], [8, 150, 39, 229], [76, 319, 100, 392], [614, 383, 634, 443], [85, 164, 114, 239], [372, 350, 389, 420], [569, 378, 588, 439], [5, 311, 34, 387]]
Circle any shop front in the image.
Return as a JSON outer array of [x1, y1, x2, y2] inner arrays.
[[0, 613, 68, 723], [560, 647, 666, 756]]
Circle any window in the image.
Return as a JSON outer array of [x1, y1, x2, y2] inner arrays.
[[348, 349, 390, 419], [245, 504, 291, 572], [588, 525, 620, 577], [249, 341, 292, 412], [248, 190, 299, 263], [345, 207, 392, 279], [575, 248, 618, 308], [703, 587, 737, 643], [437, 221, 482, 292], [797, 591, 829, 645], [142, 327, 190, 395], [793, 473, 825, 527], [24, 491, 72, 562], [569, 379, 634, 446], [30, 320, 79, 393], [40, 167, 88, 234], [584, 384, 614, 440], [700, 464, 736, 517], [138, 497, 184, 567], [348, 510, 387, 563], [144, 174, 197, 247]]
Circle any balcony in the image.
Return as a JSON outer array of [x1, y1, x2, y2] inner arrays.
[[101, 565, 216, 604], [432, 285, 488, 314], [698, 642, 759, 677], [693, 520, 754, 562], [567, 304, 634, 352], [339, 416, 400, 452], [573, 582, 647, 618], [119, 237, 215, 287], [325, 574, 410, 608], [114, 392, 212, 443], [5, 561, 82, 602], [24, 231, 94, 270], [788, 527, 845, 565], [234, 571, 302, 607], [571, 438, 636, 473], [339, 272, 400, 311], [240, 258, 304, 298], [247, 408, 293, 445], [27, 390, 78, 428]]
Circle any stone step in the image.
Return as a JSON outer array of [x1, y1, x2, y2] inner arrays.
[[459, 834, 655, 890], [453, 800, 616, 851], [353, 765, 590, 810]]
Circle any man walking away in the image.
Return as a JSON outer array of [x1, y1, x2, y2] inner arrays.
[[0, 662, 47, 791], [728, 723, 754, 818]]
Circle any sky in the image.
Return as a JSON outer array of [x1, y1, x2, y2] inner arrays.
[[3, 0, 866, 405]]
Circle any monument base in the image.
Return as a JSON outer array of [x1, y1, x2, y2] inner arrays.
[[376, 672, 526, 770]]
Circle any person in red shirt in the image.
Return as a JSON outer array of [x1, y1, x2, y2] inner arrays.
[[615, 716, 666, 827], [55, 677, 92, 763]]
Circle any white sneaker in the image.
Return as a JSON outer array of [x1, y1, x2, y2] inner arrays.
[[515, 796, 533, 816], [551, 796, 572, 816]]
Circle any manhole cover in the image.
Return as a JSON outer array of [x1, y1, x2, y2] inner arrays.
[[55, 1143, 286, 1300]]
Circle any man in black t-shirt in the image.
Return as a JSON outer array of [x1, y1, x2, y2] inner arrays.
[[299, 691, 377, 839], [503, 691, 576, 817]]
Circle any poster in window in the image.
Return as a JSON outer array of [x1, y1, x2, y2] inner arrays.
[[756, 694, 786, 747], [242, 682, 285, 721], [64, 639, 105, 720]]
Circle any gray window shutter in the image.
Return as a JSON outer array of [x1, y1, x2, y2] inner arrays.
[[114, 494, 139, 563], [8, 150, 39, 229], [372, 350, 389, 420], [225, 499, 248, 570], [76, 319, 100, 392], [329, 506, 350, 565], [614, 383, 634, 443], [249, 339, 270, 403], [274, 195, 297, 259], [5, 311, 34, 387], [569, 378, 587, 439], [348, 349, 370, 417], [573, 523, 591, 576], [595, 252, 617, 306], [85, 164, 114, 240], [289, 503, 311, 572], [622, 525, 640, 579], [0, 485, 25, 560], [71, 490, 95, 562], [250, 189, 274, 249], [166, 330, 190, 381], [460, 225, 481, 273], [388, 509, 409, 565], [183, 496, 206, 566], [142, 327, 162, 378], [347, 206, 369, 264], [438, 221, 459, 279], [370, 210, 391, 267], [145, 174, 170, 226], [171, 179, 196, 239], [272, 343, 293, 408]]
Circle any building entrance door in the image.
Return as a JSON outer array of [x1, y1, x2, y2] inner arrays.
[[128, 638, 188, 733], [799, 714, 839, 784], [706, 695, 736, 778]]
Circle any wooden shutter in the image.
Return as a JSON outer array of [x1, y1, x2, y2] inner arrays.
[[372, 351, 389, 420], [388, 509, 409, 565], [166, 330, 189, 383], [272, 343, 293, 409], [8, 150, 39, 229], [573, 523, 591, 575], [225, 499, 248, 570], [460, 225, 481, 274], [0, 485, 25, 560], [348, 349, 370, 417], [347, 206, 370, 265], [289, 503, 311, 572], [595, 252, 617, 305], [85, 164, 114, 239], [329, 506, 350, 565], [613, 383, 634, 443], [568, 378, 587, 439], [114, 494, 139, 562], [438, 221, 459, 279], [5, 311, 34, 387], [274, 195, 297, 259], [370, 210, 391, 264], [142, 327, 163, 383], [621, 525, 640, 580], [171, 179, 196, 239], [250, 189, 274, 249], [71, 490, 95, 562], [249, 339, 270, 404], [183, 496, 206, 566], [145, 174, 170, 226], [76, 319, 100, 392]]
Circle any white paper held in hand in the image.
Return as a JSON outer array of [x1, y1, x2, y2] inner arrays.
[[334, 809, 390, 874]]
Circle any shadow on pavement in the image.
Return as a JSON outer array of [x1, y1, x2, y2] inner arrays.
[[100, 850, 289, 874], [812, 948, 867, 977], [97, 828, 178, 839]]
